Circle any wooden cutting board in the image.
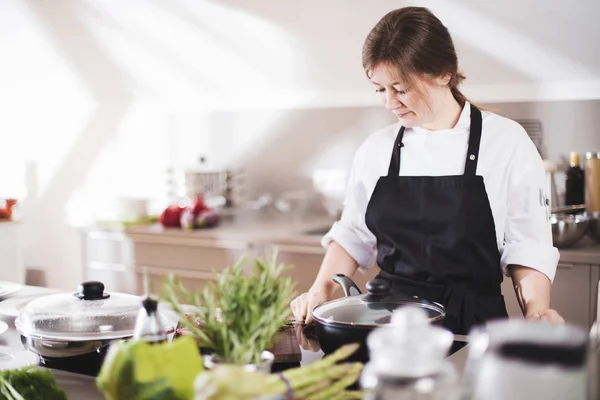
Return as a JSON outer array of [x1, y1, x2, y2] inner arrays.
[[271, 326, 302, 363]]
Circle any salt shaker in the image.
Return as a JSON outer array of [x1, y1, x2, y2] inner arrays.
[[360, 306, 459, 400]]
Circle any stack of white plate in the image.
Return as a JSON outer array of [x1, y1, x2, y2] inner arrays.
[[0, 281, 22, 299]]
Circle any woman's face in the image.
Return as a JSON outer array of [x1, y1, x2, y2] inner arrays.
[[369, 63, 450, 129]]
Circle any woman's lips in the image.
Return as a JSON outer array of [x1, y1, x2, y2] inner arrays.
[[396, 111, 412, 118]]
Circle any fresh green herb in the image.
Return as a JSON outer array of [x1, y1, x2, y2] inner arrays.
[[163, 250, 296, 365], [0, 367, 67, 400]]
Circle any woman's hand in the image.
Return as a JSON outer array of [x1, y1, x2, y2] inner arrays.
[[290, 241, 360, 324], [509, 265, 565, 323], [526, 309, 565, 323], [290, 288, 332, 324]]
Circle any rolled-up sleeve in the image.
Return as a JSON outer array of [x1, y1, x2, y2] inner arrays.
[[321, 150, 378, 269], [500, 132, 559, 282]]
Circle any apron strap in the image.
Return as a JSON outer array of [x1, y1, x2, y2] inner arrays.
[[387, 126, 406, 177], [388, 103, 483, 178], [464, 104, 483, 176], [442, 283, 477, 334]]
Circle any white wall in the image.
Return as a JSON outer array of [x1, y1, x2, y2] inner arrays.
[[1, 0, 598, 289], [207, 100, 600, 199], [485, 100, 600, 196]]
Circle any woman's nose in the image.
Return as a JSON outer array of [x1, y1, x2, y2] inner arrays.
[[385, 92, 402, 110]]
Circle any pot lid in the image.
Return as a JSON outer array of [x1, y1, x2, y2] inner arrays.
[[311, 278, 445, 327], [15, 281, 157, 341], [312, 295, 445, 326]]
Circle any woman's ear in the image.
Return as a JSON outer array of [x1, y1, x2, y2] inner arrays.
[[435, 73, 452, 87]]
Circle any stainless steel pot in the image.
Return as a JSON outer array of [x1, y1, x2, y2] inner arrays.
[[15, 281, 176, 359]]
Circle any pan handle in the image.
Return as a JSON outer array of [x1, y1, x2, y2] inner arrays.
[[331, 274, 362, 297]]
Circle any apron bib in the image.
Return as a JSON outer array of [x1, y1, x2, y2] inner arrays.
[[365, 104, 508, 334]]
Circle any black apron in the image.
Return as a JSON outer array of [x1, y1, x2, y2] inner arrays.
[[365, 104, 508, 335]]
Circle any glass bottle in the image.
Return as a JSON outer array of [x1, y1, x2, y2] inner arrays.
[[133, 295, 167, 344], [360, 306, 459, 400], [133, 271, 166, 343], [565, 151, 585, 206], [585, 151, 600, 212]]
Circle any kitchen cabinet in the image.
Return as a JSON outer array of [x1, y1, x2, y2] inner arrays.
[[500, 277, 524, 320], [551, 263, 593, 329], [263, 242, 325, 295], [0, 221, 24, 284], [263, 240, 380, 296], [83, 228, 254, 296], [502, 263, 600, 330], [83, 229, 137, 294], [128, 232, 254, 297]]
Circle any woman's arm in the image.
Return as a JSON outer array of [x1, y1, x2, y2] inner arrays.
[[500, 124, 562, 323], [309, 241, 360, 298], [509, 265, 564, 322]]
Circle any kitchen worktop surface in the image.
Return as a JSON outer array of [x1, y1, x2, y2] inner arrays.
[[556, 236, 600, 265], [0, 285, 470, 398], [91, 211, 334, 247], [90, 212, 600, 265]]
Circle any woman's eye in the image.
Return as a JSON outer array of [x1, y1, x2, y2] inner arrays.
[[395, 88, 407, 95], [375, 88, 385, 93]]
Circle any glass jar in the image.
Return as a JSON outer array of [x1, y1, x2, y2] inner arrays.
[[360, 306, 458, 400], [461, 320, 589, 400]]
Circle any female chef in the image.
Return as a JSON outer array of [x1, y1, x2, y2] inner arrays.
[[291, 6, 564, 334]]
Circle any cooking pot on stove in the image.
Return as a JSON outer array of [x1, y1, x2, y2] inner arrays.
[[311, 274, 446, 361], [15, 281, 176, 359]]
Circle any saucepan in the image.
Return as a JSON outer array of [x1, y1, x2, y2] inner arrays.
[[311, 274, 446, 361], [15, 281, 178, 361]]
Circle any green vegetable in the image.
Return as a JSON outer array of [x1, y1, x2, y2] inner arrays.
[[0, 367, 67, 400], [96, 336, 203, 400], [193, 343, 364, 400], [164, 250, 296, 365]]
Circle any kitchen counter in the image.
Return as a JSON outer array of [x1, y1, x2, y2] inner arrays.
[[120, 212, 333, 242], [0, 285, 470, 398], [107, 213, 600, 266], [558, 236, 600, 265]]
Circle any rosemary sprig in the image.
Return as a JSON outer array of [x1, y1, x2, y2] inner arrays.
[[0, 378, 24, 400], [163, 250, 296, 365]]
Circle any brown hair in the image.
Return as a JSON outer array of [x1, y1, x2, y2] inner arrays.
[[362, 7, 467, 106]]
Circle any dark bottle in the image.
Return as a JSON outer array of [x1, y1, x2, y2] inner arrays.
[[565, 151, 585, 206]]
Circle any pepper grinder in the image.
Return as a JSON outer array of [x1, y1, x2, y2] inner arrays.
[[133, 269, 166, 343]]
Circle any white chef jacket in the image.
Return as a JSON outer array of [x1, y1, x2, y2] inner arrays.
[[323, 102, 559, 282]]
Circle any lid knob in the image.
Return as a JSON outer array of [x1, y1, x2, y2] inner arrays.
[[366, 279, 391, 297], [74, 281, 110, 300]]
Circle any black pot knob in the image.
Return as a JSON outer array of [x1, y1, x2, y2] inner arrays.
[[366, 279, 391, 297], [75, 281, 110, 300]]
